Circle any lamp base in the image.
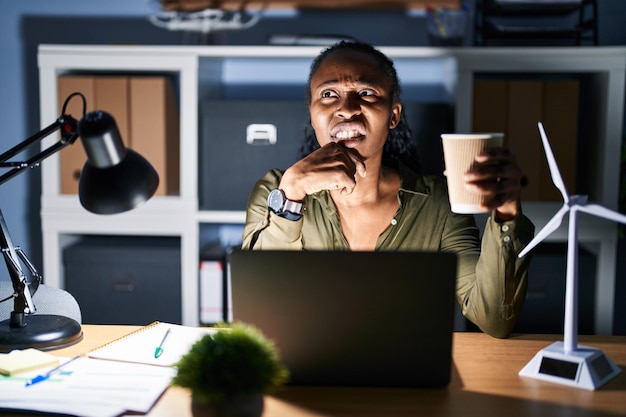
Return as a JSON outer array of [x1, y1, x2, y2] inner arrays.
[[0, 314, 83, 353], [519, 341, 621, 390]]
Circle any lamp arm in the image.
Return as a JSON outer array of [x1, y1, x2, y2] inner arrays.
[[0, 209, 37, 327], [0, 115, 79, 187], [0, 92, 83, 329]]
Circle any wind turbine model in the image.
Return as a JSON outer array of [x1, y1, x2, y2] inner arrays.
[[517, 122, 624, 390]]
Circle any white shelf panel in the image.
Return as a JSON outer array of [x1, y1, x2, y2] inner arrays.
[[197, 211, 247, 224]]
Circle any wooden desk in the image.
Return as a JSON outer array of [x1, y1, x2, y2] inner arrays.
[[37, 326, 626, 416]]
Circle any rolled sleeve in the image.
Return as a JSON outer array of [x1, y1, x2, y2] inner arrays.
[[459, 213, 535, 338], [242, 169, 304, 250]]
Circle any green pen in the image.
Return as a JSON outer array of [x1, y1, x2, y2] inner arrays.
[[154, 328, 171, 359]]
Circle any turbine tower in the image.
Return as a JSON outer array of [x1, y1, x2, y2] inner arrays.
[[517, 122, 624, 390]]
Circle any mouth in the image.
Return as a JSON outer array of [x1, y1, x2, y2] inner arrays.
[[334, 130, 362, 140], [330, 123, 366, 145]]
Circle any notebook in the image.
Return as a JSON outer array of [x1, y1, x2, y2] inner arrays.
[[88, 322, 216, 367], [228, 249, 458, 388]]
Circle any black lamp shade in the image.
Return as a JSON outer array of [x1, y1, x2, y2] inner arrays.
[[78, 111, 159, 214]]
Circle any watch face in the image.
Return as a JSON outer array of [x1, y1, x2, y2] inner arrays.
[[267, 189, 284, 212]]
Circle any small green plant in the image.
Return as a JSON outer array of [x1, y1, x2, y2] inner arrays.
[[172, 322, 289, 404]]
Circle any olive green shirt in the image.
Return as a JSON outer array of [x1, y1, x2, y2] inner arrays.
[[242, 165, 535, 338]]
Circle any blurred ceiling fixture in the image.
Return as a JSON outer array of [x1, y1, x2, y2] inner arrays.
[[150, 0, 263, 33]]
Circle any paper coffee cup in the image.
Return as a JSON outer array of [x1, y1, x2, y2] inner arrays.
[[441, 133, 504, 214]]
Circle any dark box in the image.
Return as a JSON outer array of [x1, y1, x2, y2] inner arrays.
[[63, 236, 181, 325], [515, 242, 596, 334], [199, 100, 309, 211], [402, 102, 454, 176]]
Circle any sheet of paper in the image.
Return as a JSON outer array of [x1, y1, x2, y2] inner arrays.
[[0, 356, 175, 417], [0, 401, 124, 417]]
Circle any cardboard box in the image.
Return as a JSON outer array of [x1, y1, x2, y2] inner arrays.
[[94, 77, 130, 141], [57, 76, 95, 195], [129, 77, 180, 196], [57, 75, 179, 196], [541, 80, 579, 201], [472, 80, 508, 134], [472, 79, 579, 201], [57, 76, 131, 194], [506, 80, 544, 201]]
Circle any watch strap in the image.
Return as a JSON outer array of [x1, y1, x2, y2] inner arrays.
[[282, 198, 303, 215], [273, 210, 303, 221]]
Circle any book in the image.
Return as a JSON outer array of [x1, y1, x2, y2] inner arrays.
[[88, 322, 216, 367], [0, 348, 60, 376], [200, 260, 226, 325]]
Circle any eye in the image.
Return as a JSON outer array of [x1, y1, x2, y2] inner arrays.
[[320, 89, 338, 99], [359, 88, 377, 97]]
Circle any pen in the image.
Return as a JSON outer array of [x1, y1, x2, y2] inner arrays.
[[25, 355, 81, 387], [154, 328, 171, 358]]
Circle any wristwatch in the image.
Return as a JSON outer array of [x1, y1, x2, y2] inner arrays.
[[267, 189, 304, 221]]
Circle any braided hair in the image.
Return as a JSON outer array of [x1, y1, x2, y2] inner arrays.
[[299, 40, 421, 173]]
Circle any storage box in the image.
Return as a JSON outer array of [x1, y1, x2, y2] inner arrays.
[[57, 75, 179, 196], [514, 242, 596, 334], [402, 102, 454, 176], [58, 76, 94, 195], [199, 100, 309, 211], [63, 236, 181, 325], [472, 79, 579, 201], [129, 77, 180, 196]]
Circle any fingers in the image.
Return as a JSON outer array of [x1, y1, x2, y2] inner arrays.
[[281, 142, 365, 198], [354, 156, 367, 178], [327, 143, 366, 194], [463, 147, 525, 211]]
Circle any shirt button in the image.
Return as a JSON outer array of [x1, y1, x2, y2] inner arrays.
[[503, 236, 511, 243], [502, 225, 510, 232], [391, 219, 398, 226]]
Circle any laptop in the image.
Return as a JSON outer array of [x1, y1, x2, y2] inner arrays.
[[228, 249, 457, 388]]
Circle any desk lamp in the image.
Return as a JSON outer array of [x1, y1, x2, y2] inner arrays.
[[0, 92, 159, 352], [517, 122, 623, 390]]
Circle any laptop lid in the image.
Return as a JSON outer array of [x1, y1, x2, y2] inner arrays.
[[229, 249, 457, 388]]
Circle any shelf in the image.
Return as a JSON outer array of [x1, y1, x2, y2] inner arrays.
[[162, 0, 461, 11], [475, 0, 598, 46], [38, 44, 626, 332]]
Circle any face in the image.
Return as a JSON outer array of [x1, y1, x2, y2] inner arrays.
[[308, 50, 402, 161]]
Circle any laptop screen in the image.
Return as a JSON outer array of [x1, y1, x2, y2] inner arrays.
[[229, 249, 457, 388]]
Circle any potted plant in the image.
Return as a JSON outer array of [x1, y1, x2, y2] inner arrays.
[[172, 322, 289, 417]]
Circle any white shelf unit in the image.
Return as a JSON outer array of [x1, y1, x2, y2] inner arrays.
[[38, 45, 625, 332], [454, 47, 626, 335]]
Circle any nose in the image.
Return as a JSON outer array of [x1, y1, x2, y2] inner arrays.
[[335, 93, 361, 119]]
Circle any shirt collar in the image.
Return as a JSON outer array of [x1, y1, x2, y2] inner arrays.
[[397, 161, 429, 196]]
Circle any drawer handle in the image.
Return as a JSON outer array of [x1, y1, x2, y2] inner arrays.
[[110, 276, 135, 292], [246, 124, 277, 145]]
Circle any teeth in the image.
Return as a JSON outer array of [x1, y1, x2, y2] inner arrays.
[[335, 130, 360, 139]]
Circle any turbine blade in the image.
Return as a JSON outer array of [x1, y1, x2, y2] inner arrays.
[[538, 122, 569, 201], [518, 205, 569, 258], [578, 204, 626, 225]]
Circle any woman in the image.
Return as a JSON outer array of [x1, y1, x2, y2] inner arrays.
[[242, 41, 534, 338]]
